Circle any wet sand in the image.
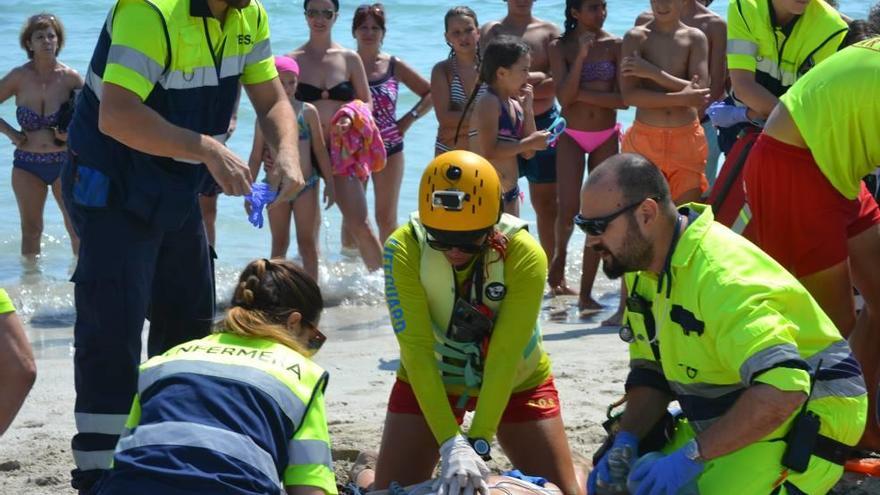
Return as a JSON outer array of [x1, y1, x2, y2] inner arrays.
[[1, 300, 877, 494]]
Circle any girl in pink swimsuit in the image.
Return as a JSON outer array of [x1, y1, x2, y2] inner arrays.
[[547, 0, 626, 312]]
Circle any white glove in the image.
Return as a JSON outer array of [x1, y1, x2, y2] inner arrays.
[[432, 435, 491, 495]]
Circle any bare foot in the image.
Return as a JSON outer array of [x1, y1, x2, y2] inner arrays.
[[578, 297, 602, 312], [601, 307, 624, 327], [341, 246, 360, 259], [578, 297, 603, 319], [550, 284, 578, 296]]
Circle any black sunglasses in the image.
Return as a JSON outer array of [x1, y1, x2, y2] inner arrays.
[[574, 197, 656, 237], [306, 322, 327, 351], [305, 8, 335, 20], [426, 238, 486, 254]]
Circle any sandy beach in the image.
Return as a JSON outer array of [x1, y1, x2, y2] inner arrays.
[[1, 299, 878, 494]]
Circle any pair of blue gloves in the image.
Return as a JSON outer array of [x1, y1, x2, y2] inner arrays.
[[588, 431, 704, 495], [244, 183, 278, 229]]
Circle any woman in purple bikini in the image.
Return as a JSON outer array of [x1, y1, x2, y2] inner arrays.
[[0, 13, 81, 260], [353, 3, 432, 243], [548, 0, 625, 315]]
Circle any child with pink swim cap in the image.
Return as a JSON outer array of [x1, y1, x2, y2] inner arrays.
[[246, 55, 336, 281]]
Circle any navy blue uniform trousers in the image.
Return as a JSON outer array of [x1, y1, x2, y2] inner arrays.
[[62, 158, 215, 492]]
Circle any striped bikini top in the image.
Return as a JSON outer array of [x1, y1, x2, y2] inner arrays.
[[450, 56, 487, 105]]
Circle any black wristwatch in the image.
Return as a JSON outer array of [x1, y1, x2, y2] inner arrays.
[[469, 437, 492, 461]]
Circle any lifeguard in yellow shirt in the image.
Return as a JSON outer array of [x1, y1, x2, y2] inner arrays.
[[743, 37, 880, 449], [374, 151, 582, 495]]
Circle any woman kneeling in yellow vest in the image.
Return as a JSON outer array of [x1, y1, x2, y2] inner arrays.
[[96, 259, 336, 495]]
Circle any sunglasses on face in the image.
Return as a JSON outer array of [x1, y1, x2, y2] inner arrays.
[[426, 239, 486, 254], [574, 197, 655, 237], [306, 322, 327, 351], [305, 8, 335, 20]]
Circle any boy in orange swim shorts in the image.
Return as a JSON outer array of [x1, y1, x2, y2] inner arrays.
[[622, 120, 708, 200], [619, 0, 711, 203]]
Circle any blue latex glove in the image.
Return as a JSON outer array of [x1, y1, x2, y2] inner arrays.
[[587, 430, 638, 495], [244, 182, 278, 228], [706, 101, 749, 128], [502, 469, 548, 487], [628, 444, 704, 495]]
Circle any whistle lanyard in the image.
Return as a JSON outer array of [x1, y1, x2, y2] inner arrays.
[[456, 257, 486, 306]]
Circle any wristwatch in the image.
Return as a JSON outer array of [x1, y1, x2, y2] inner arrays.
[[469, 437, 492, 461], [409, 108, 419, 120], [682, 439, 705, 463]]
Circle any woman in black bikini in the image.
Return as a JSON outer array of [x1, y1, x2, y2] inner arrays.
[[0, 13, 81, 261], [289, 0, 382, 272]]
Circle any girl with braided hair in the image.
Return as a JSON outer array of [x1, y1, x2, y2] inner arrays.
[[97, 259, 337, 495], [462, 35, 551, 217], [430, 6, 486, 156]]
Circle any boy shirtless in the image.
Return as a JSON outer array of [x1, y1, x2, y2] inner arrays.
[[620, 0, 710, 204], [636, 0, 726, 184], [481, 1, 561, 260]]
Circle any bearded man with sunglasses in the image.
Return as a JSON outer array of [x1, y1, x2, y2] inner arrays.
[[374, 150, 583, 495], [579, 153, 866, 495]]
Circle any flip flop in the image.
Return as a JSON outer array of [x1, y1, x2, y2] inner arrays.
[[546, 115, 567, 148]]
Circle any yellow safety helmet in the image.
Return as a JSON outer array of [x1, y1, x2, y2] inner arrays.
[[418, 150, 502, 234]]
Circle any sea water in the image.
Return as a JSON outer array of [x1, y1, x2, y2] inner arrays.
[[0, 0, 872, 330]]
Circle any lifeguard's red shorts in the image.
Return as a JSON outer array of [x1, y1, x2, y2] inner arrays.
[[387, 376, 561, 423], [743, 134, 880, 277]]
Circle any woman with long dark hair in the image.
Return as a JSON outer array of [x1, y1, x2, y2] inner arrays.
[[547, 0, 625, 309]]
